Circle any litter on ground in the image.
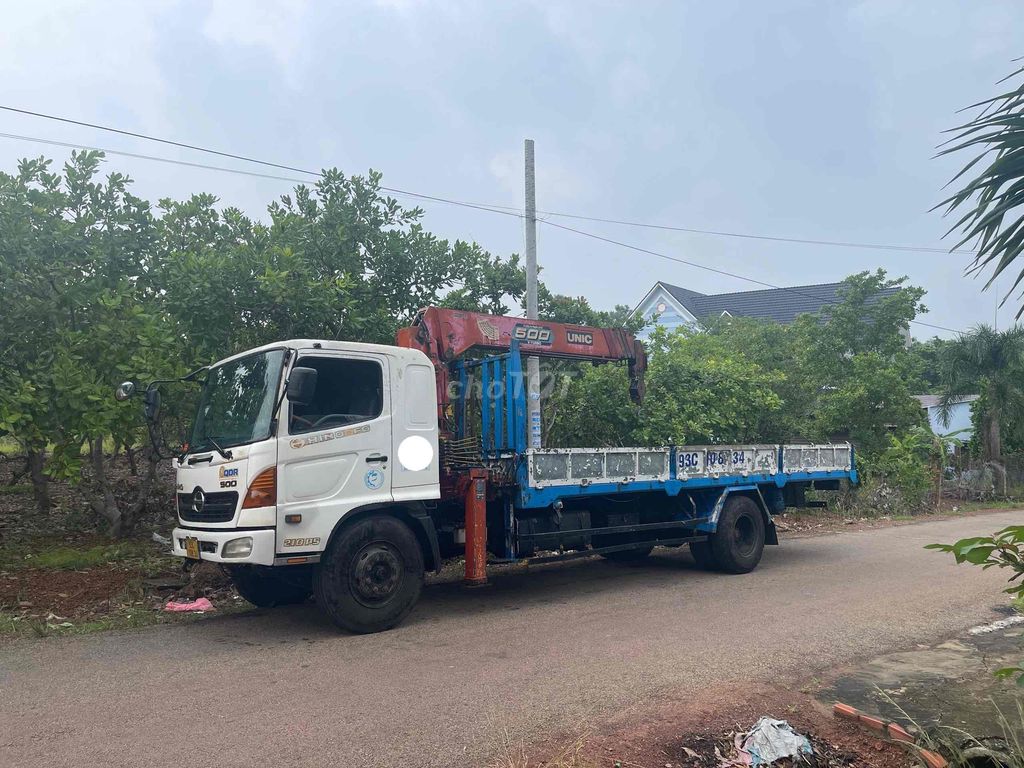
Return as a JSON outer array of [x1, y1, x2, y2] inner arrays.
[[163, 597, 215, 613], [713, 717, 813, 766]]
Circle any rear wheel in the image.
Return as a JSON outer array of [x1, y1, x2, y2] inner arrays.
[[314, 515, 424, 634], [228, 566, 311, 607], [709, 495, 766, 573]]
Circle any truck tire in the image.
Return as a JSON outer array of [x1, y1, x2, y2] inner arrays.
[[688, 540, 718, 570], [709, 495, 765, 574], [228, 566, 311, 607], [600, 546, 654, 562], [315, 514, 424, 634]]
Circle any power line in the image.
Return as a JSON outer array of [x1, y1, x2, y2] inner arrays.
[[0, 104, 973, 256], [0, 130, 525, 220], [538, 210, 976, 256], [0, 120, 966, 333], [540, 218, 965, 334], [0, 132, 313, 185]]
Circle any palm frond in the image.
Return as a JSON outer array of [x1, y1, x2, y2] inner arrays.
[[940, 65, 1024, 316]]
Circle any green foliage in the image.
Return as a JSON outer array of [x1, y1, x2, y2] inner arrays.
[[712, 270, 925, 454], [539, 288, 644, 334], [156, 170, 527, 359], [0, 153, 532, 535], [939, 324, 1024, 461], [907, 336, 951, 393], [548, 269, 927, 465], [0, 152, 184, 530], [860, 428, 933, 510], [937, 63, 1024, 318], [548, 326, 782, 447], [928, 524, 1024, 685]]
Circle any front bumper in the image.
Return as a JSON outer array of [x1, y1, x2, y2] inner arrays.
[[172, 527, 277, 566]]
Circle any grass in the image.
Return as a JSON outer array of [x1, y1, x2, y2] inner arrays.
[[0, 483, 31, 495], [0, 595, 253, 638], [0, 539, 165, 571], [877, 688, 1024, 767], [0, 605, 224, 637], [0, 607, 167, 637]]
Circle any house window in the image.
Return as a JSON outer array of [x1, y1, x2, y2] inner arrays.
[[289, 356, 383, 435]]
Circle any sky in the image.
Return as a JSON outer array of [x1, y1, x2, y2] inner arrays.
[[1, 0, 1022, 339]]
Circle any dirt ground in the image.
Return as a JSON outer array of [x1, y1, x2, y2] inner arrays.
[[776, 501, 1020, 538], [521, 682, 914, 768]]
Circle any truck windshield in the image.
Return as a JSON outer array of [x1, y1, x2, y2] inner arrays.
[[189, 349, 286, 453]]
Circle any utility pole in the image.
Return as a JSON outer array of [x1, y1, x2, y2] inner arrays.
[[524, 139, 542, 448]]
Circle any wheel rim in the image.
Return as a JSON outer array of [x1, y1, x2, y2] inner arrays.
[[350, 541, 404, 608], [733, 514, 757, 557]]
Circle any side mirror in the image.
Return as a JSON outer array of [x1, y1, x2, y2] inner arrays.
[[114, 381, 136, 401], [287, 367, 318, 406], [143, 387, 161, 422]]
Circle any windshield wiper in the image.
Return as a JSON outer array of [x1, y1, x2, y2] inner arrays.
[[205, 436, 234, 461]]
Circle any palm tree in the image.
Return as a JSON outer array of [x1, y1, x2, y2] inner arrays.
[[939, 324, 1024, 461], [937, 63, 1024, 317]]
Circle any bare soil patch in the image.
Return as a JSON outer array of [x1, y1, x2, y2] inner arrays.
[[521, 683, 913, 768]]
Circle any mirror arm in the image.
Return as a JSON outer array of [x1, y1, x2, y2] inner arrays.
[[269, 350, 295, 434], [180, 366, 207, 385]]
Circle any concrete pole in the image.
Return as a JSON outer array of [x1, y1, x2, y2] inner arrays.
[[524, 139, 542, 448]]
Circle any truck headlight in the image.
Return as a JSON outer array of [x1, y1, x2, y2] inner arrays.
[[222, 537, 254, 559]]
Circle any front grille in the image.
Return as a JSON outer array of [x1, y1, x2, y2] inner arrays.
[[177, 491, 239, 523]]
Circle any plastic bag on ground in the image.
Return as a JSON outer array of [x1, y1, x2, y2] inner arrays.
[[164, 597, 215, 613], [739, 717, 812, 766]]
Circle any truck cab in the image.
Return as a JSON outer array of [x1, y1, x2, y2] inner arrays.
[[171, 339, 440, 575]]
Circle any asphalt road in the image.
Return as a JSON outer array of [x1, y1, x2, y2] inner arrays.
[[1, 511, 1019, 768]]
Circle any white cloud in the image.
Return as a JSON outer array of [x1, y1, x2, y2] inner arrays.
[[201, 0, 312, 86], [608, 58, 651, 108], [0, 1, 173, 136], [488, 146, 585, 209]]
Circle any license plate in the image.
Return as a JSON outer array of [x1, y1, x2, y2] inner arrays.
[[184, 536, 201, 560]]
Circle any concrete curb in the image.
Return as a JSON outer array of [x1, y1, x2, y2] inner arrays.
[[832, 702, 947, 768]]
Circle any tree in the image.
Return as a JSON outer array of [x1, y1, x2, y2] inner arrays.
[[157, 170, 527, 362], [546, 326, 782, 447], [0, 152, 181, 533], [538, 288, 642, 333], [939, 324, 1024, 461], [937, 63, 1024, 318], [907, 337, 951, 394]]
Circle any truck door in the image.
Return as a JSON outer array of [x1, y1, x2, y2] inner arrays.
[[390, 360, 441, 500], [276, 351, 393, 551]]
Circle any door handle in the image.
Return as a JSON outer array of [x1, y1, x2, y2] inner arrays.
[[366, 455, 388, 464]]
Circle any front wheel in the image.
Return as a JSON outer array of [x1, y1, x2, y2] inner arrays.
[[228, 566, 311, 607], [314, 515, 424, 634]]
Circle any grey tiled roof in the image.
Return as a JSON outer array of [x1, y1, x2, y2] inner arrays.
[[913, 394, 979, 409], [661, 281, 899, 324]]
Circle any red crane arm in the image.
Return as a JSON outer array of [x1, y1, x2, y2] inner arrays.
[[395, 307, 647, 405]]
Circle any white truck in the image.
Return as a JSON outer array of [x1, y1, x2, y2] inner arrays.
[[120, 307, 857, 633]]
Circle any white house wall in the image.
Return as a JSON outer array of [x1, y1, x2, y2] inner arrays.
[[926, 401, 974, 440], [634, 284, 698, 339]]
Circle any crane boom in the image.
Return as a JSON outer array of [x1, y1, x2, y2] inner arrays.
[[395, 306, 647, 410]]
